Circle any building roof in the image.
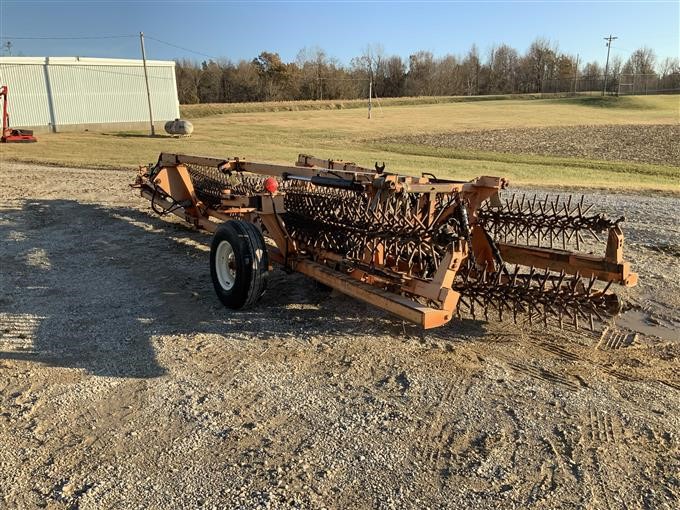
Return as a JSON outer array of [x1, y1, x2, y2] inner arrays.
[[0, 56, 175, 67]]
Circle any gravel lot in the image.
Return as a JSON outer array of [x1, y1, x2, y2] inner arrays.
[[1, 161, 678, 509], [381, 124, 680, 166]]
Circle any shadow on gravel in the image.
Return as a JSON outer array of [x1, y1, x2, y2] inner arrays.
[[0, 199, 488, 377], [0, 200, 173, 378]]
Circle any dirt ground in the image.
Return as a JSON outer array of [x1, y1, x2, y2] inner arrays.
[[1, 161, 678, 509], [381, 124, 680, 166]]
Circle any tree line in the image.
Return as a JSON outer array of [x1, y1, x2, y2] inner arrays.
[[175, 39, 680, 104]]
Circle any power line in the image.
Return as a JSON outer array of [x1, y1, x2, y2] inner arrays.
[[0, 32, 222, 62], [609, 45, 634, 54], [0, 35, 137, 40], [145, 35, 220, 61]]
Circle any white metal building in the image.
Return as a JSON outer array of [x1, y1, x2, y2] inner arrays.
[[0, 56, 180, 132]]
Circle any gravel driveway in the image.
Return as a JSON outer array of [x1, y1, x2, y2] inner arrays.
[[1, 161, 678, 509]]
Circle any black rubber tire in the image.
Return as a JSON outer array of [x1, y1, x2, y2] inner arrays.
[[210, 221, 269, 309]]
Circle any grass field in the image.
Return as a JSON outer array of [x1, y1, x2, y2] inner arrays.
[[2, 94, 678, 191], [178, 93, 541, 117]]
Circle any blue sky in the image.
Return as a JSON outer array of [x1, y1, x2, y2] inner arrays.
[[1, 1, 678, 66]]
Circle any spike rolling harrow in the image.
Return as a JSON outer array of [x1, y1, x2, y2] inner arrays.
[[134, 153, 637, 330]]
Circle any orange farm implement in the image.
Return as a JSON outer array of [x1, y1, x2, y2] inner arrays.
[[134, 153, 637, 329]]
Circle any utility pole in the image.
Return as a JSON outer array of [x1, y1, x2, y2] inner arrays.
[[368, 78, 372, 119], [139, 32, 155, 136], [602, 34, 617, 96]]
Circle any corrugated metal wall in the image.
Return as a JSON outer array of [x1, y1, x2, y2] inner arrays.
[[0, 57, 179, 130], [0, 59, 51, 127]]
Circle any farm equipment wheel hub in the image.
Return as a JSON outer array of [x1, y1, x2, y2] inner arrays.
[[215, 240, 236, 291]]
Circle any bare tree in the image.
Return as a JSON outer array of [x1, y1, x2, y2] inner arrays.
[[226, 60, 260, 102], [488, 44, 519, 94], [463, 44, 481, 95], [582, 61, 602, 77], [173, 39, 674, 104], [352, 44, 385, 80], [381, 56, 407, 97], [606, 54, 624, 91], [175, 60, 201, 104], [252, 52, 290, 100], [296, 46, 328, 99], [406, 51, 435, 96], [624, 46, 657, 75], [197, 60, 222, 103], [435, 54, 464, 95], [521, 38, 558, 92], [658, 56, 680, 77]]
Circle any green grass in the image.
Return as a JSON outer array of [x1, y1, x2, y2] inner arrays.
[[544, 95, 671, 110], [2, 95, 678, 192], [180, 93, 542, 118]]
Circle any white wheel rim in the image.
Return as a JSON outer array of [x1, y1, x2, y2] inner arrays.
[[215, 240, 236, 291]]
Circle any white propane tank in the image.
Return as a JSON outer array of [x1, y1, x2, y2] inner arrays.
[[164, 118, 194, 136]]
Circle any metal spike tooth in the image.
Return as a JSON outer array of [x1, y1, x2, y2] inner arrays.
[[511, 264, 521, 285], [586, 275, 597, 294]]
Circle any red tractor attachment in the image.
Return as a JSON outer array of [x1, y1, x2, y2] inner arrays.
[[1, 85, 37, 143]]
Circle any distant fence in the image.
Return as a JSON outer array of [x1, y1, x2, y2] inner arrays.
[[617, 73, 680, 95], [540, 73, 680, 97]]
